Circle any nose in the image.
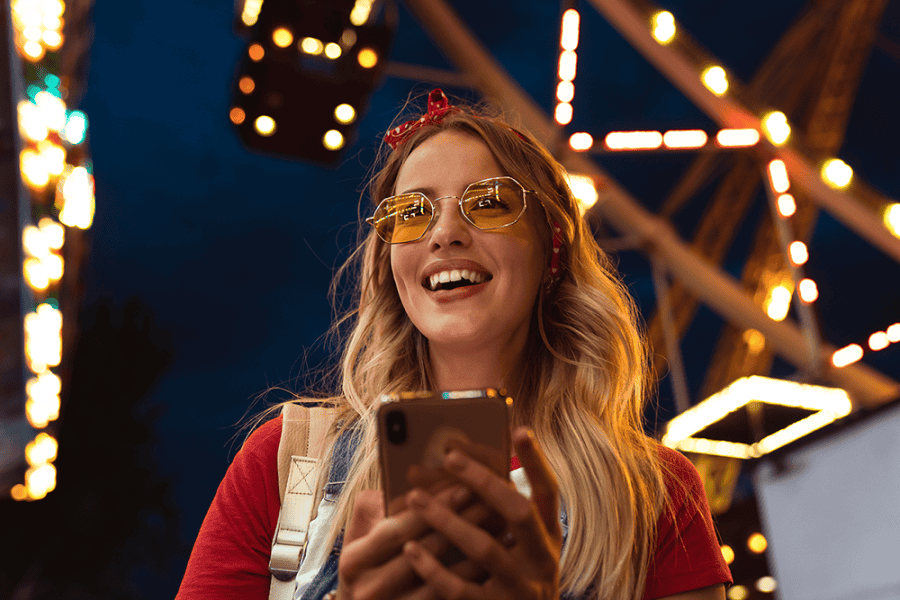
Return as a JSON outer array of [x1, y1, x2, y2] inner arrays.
[[427, 196, 472, 250]]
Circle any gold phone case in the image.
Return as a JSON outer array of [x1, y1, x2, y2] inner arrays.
[[377, 390, 511, 515]]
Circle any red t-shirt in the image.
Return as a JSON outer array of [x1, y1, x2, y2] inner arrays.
[[176, 416, 731, 599]]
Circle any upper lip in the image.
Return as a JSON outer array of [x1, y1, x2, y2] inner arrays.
[[421, 259, 492, 287]]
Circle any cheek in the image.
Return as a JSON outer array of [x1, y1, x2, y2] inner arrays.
[[389, 247, 414, 295]]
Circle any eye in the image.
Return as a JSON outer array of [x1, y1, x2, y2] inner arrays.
[[398, 204, 427, 221]]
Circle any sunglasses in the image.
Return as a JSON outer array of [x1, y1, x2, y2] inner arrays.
[[366, 176, 536, 244]]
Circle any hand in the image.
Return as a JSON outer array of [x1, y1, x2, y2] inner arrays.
[[400, 427, 563, 600], [336, 486, 495, 600]]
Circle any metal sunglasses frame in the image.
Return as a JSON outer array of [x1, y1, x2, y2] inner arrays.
[[366, 176, 537, 244]]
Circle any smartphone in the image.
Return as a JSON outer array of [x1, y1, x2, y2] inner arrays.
[[376, 389, 512, 516]]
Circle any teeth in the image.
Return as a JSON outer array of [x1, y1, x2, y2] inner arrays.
[[428, 269, 487, 290]]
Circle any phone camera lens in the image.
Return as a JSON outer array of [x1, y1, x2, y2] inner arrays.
[[385, 410, 407, 444]]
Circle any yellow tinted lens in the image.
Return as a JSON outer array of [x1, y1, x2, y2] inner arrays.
[[461, 178, 525, 229], [374, 194, 432, 243]]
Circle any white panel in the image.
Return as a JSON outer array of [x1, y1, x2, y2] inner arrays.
[[754, 402, 900, 600]]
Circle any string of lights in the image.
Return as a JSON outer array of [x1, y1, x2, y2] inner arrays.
[[557, 3, 899, 376], [7, 0, 95, 501], [554, 5, 580, 127]]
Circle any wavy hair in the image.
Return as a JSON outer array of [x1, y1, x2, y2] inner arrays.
[[314, 97, 667, 600]]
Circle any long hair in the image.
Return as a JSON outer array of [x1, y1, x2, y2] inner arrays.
[[316, 97, 666, 600]]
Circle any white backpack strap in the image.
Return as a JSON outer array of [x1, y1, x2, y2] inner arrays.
[[269, 403, 336, 600]]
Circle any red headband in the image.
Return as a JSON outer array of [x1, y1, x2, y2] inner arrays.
[[383, 89, 460, 150], [383, 89, 563, 285]]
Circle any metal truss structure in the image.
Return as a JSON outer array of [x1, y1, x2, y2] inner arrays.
[[403, 0, 899, 409]]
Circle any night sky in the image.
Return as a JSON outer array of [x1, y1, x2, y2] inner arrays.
[[53, 0, 900, 595]]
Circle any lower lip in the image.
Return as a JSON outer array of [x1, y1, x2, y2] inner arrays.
[[430, 281, 488, 303]]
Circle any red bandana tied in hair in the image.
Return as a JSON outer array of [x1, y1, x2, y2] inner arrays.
[[383, 89, 460, 150], [382, 89, 563, 285]]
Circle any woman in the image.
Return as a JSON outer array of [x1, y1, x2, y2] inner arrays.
[[177, 90, 731, 600]]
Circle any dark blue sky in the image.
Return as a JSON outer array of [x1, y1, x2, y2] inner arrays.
[[75, 0, 900, 592]]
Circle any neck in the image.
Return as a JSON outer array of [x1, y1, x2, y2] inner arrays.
[[427, 333, 526, 395]]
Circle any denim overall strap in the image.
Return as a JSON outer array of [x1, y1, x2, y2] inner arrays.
[[298, 426, 360, 600]]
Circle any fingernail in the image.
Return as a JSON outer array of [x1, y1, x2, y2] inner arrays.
[[445, 451, 467, 471], [408, 489, 429, 508], [404, 540, 422, 558]]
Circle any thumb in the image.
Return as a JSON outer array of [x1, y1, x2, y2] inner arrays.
[[345, 489, 385, 544]]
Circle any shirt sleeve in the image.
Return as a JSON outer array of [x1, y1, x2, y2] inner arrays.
[[643, 447, 733, 600], [176, 416, 283, 600]]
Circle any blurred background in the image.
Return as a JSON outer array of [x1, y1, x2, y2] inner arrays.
[[2, 0, 899, 598]]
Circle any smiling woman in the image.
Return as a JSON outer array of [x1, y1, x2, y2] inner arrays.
[[176, 89, 731, 600]]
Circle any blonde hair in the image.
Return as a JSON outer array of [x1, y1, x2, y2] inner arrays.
[[311, 97, 667, 600]]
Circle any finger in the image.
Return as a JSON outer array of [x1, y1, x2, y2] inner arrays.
[[340, 485, 478, 597], [512, 427, 561, 542], [407, 489, 522, 590], [403, 539, 485, 600], [345, 489, 385, 544], [340, 486, 464, 582], [444, 447, 560, 569]]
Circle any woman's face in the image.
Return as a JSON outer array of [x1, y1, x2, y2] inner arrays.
[[390, 129, 545, 357]]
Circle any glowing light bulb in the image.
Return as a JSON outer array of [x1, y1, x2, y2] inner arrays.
[[248, 43, 264, 61], [239, 76, 255, 94], [42, 29, 62, 49], [883, 203, 900, 238], [323, 129, 344, 150], [18, 100, 48, 142], [569, 132, 593, 152], [25, 462, 56, 499], [763, 111, 791, 146], [886, 323, 900, 343], [560, 9, 580, 51], [62, 111, 88, 145], [556, 80, 574, 103], [832, 344, 863, 368], [357, 47, 378, 68], [798, 278, 818, 303], [350, 0, 373, 26], [25, 432, 58, 466], [663, 129, 708, 149], [777, 193, 796, 217], [604, 131, 663, 150], [702, 66, 728, 95], [767, 159, 790, 193], [652, 11, 676, 44], [747, 532, 768, 553], [301, 37, 324, 55], [565, 173, 598, 213], [334, 104, 356, 124], [229, 107, 246, 125], [766, 285, 791, 321], [554, 102, 573, 125], [869, 331, 889, 351], [756, 577, 777, 593], [39, 217, 64, 249], [254, 115, 276, 136], [728, 585, 748, 600], [20, 149, 50, 189], [789, 241, 808, 266], [558, 50, 577, 81], [821, 158, 853, 189], [58, 167, 96, 229], [716, 128, 760, 147], [272, 27, 294, 48]]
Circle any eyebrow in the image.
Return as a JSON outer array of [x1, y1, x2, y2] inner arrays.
[[395, 185, 438, 197]]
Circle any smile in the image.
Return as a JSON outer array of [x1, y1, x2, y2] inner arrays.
[[425, 269, 492, 291]]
